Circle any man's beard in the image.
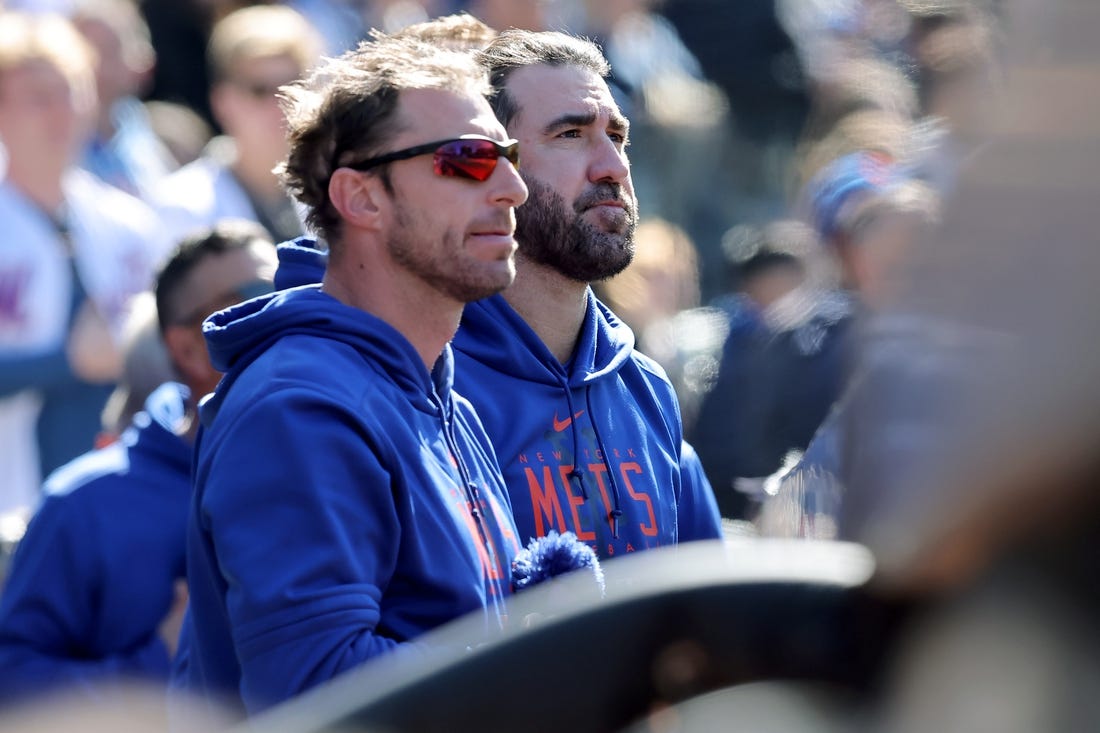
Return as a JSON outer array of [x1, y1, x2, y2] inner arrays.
[[387, 200, 515, 304], [514, 176, 638, 283]]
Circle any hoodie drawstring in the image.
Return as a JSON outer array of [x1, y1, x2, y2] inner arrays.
[[585, 388, 624, 540], [559, 375, 588, 500]]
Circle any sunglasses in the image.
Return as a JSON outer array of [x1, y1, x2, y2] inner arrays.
[[347, 135, 520, 182]]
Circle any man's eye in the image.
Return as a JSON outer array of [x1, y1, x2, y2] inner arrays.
[[558, 129, 582, 138]]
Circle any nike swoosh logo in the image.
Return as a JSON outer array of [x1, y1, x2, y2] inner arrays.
[[552, 410, 585, 432]]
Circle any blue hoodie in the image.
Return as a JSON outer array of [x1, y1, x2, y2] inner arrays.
[[452, 293, 722, 560], [269, 240, 721, 559], [0, 382, 191, 705], [180, 284, 521, 714]]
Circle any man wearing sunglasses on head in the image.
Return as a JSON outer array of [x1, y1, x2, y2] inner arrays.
[[449, 31, 723, 561], [175, 35, 528, 716]]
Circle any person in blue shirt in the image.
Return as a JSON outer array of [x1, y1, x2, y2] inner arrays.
[[177, 34, 528, 715], [452, 31, 722, 559], [0, 221, 277, 706]]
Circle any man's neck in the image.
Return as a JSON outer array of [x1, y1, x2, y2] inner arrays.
[[502, 254, 589, 364], [321, 248, 463, 372]]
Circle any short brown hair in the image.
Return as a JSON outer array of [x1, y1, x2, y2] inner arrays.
[[478, 30, 610, 128], [278, 35, 491, 247]]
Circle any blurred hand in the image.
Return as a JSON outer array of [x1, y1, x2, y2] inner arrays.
[[66, 301, 123, 383], [158, 579, 189, 659]]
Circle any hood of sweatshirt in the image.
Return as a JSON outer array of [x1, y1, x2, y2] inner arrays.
[[200, 285, 451, 427], [274, 236, 329, 291], [454, 292, 636, 388]]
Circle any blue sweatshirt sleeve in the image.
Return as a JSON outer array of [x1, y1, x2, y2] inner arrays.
[[0, 346, 78, 398], [0, 493, 170, 703], [676, 441, 723, 541], [198, 389, 411, 712]]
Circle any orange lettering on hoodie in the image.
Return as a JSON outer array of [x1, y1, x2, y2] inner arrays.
[[525, 465, 566, 536]]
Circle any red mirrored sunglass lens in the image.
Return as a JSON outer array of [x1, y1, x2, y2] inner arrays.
[[434, 140, 518, 182]]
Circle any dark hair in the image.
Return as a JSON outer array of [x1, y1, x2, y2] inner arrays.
[[277, 35, 490, 248], [154, 219, 271, 333], [478, 30, 610, 128]]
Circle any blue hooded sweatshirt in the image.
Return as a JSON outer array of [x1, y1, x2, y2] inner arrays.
[[0, 382, 191, 705], [180, 284, 521, 714], [268, 239, 721, 559], [452, 293, 722, 560]]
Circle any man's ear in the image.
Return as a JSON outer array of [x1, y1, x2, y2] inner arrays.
[[329, 168, 387, 231]]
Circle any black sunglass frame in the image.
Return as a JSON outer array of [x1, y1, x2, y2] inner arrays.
[[346, 134, 520, 174]]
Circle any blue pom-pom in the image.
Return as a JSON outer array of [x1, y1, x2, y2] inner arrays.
[[511, 531, 604, 596]]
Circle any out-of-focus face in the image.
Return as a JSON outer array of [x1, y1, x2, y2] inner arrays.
[[74, 16, 146, 109], [173, 240, 278, 397], [0, 59, 93, 175], [844, 204, 925, 309], [503, 62, 638, 283], [373, 86, 528, 303], [212, 52, 303, 165]]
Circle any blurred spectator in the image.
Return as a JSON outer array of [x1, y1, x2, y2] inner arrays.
[[142, 100, 213, 168], [795, 107, 916, 204], [797, 54, 918, 160], [661, 0, 810, 297], [909, 7, 1002, 194], [755, 149, 939, 538], [72, 0, 178, 201], [96, 291, 174, 447], [0, 221, 276, 708], [664, 0, 808, 147], [138, 0, 258, 128], [0, 11, 163, 515], [150, 4, 321, 245], [689, 219, 848, 519]]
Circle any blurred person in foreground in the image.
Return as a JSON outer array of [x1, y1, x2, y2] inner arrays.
[[821, 2, 1100, 728], [451, 30, 722, 559], [0, 11, 163, 518], [176, 33, 528, 715], [150, 4, 321, 245], [0, 222, 276, 708]]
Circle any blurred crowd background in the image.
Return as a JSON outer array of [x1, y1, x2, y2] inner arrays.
[[5, 0, 1100, 728]]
